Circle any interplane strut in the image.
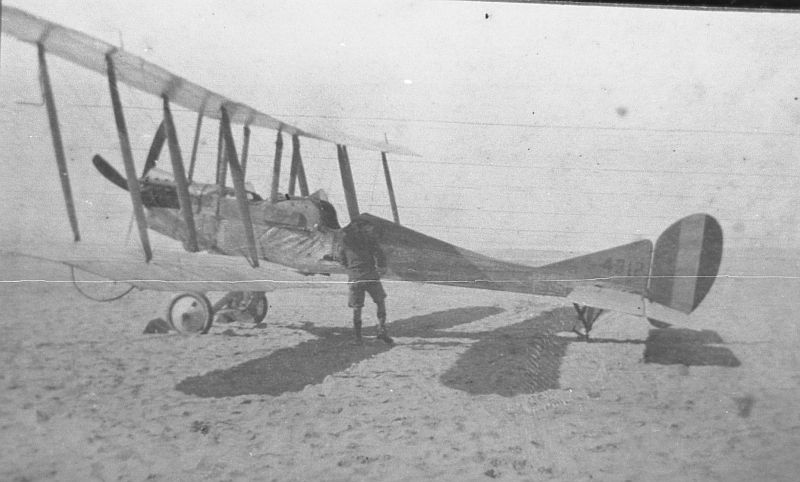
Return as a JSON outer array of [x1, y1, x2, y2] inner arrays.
[[291, 135, 310, 197], [337, 144, 360, 220], [270, 130, 284, 203], [381, 151, 400, 225], [162, 95, 199, 252], [37, 42, 80, 242], [187, 111, 204, 182], [220, 106, 260, 268], [241, 125, 251, 178], [106, 53, 152, 262]]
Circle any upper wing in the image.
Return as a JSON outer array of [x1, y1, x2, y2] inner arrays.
[[1, 5, 417, 156], [2, 242, 335, 292]]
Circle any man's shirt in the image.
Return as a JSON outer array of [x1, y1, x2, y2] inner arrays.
[[338, 231, 387, 281]]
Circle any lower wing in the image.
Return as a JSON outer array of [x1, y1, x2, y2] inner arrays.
[[2, 241, 329, 292]]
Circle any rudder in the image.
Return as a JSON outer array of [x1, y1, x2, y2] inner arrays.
[[648, 214, 723, 314]]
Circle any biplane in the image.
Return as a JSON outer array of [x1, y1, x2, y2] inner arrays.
[[1, 6, 723, 339]]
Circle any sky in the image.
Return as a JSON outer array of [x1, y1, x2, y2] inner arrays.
[[1, 0, 799, 255]]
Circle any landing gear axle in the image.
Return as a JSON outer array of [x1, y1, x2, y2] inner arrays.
[[212, 291, 269, 324]]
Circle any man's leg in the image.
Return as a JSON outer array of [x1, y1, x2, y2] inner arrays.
[[352, 306, 363, 343], [348, 282, 366, 344], [369, 282, 392, 344], [376, 298, 387, 335], [375, 300, 392, 344]]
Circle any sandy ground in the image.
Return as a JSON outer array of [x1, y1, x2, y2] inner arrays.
[[1, 252, 799, 481]]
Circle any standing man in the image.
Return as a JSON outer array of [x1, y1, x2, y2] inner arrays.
[[337, 217, 392, 345]]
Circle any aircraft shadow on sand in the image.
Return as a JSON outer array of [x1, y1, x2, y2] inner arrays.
[[642, 328, 742, 367], [175, 307, 740, 399], [441, 309, 742, 397], [175, 306, 504, 398]]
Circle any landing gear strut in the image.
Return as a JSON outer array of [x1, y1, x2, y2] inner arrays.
[[161, 291, 268, 334], [572, 303, 603, 341], [212, 291, 269, 324]]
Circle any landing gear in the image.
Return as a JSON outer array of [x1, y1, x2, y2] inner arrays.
[[167, 292, 214, 334], [572, 303, 603, 341], [161, 291, 268, 334], [212, 291, 269, 324]]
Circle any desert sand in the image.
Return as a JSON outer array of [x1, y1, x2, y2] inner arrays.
[[1, 250, 799, 481], [2, 3, 798, 481]]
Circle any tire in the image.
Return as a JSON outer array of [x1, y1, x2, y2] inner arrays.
[[244, 292, 268, 323], [166, 292, 213, 334]]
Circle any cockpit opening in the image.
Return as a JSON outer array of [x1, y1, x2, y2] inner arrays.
[[318, 200, 341, 229]]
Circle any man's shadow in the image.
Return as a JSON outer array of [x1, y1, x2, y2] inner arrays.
[[175, 306, 741, 398]]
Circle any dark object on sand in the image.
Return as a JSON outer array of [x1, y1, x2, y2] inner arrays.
[[143, 318, 171, 334]]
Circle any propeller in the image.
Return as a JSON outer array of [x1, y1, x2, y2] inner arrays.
[[142, 120, 166, 177], [92, 122, 170, 249], [92, 154, 128, 191], [92, 120, 166, 190]]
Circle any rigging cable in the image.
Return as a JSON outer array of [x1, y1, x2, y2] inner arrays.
[[70, 265, 135, 302]]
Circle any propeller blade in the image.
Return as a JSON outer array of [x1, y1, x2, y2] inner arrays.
[[92, 154, 129, 191], [142, 121, 166, 177]]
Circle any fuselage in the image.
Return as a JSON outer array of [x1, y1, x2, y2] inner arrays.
[[139, 170, 346, 275], [135, 171, 651, 300]]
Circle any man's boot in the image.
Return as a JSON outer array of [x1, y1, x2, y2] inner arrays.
[[376, 315, 393, 345], [352, 308, 363, 345]]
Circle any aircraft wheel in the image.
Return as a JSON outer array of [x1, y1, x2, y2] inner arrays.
[[166, 292, 213, 334], [244, 292, 268, 323]]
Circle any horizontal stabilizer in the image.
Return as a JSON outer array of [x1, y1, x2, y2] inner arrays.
[[566, 285, 692, 326], [566, 285, 645, 317], [644, 299, 690, 326]]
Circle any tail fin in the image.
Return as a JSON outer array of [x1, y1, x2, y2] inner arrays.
[[648, 214, 723, 314]]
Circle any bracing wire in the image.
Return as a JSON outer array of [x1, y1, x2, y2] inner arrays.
[[70, 265, 135, 302]]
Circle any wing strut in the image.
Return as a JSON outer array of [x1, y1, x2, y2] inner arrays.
[[37, 43, 80, 242], [241, 125, 251, 178], [288, 135, 299, 196], [381, 151, 400, 225], [269, 130, 284, 203], [220, 106, 260, 268], [215, 120, 227, 187], [292, 135, 310, 197], [214, 120, 226, 216], [187, 111, 203, 182], [162, 95, 199, 252], [337, 144, 360, 221], [105, 53, 152, 262]]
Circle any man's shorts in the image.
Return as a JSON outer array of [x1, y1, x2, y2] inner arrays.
[[348, 279, 387, 308]]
